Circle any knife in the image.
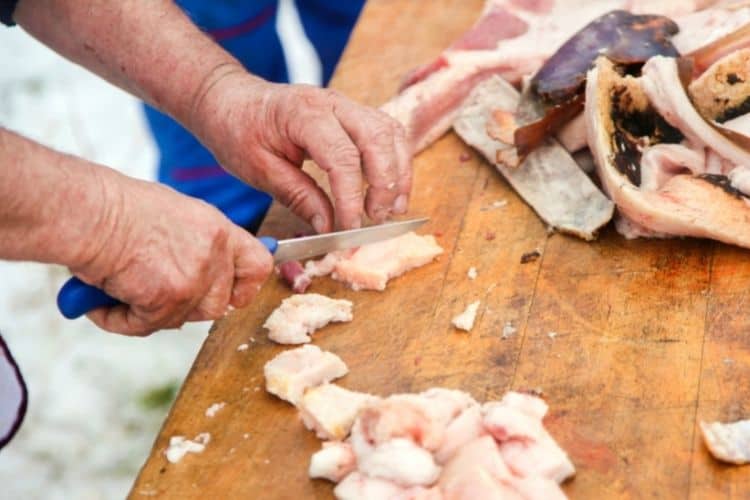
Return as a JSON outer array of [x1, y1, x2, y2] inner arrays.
[[56, 217, 428, 319]]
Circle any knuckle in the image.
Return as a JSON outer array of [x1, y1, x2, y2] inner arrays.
[[328, 140, 360, 170], [281, 183, 312, 214]]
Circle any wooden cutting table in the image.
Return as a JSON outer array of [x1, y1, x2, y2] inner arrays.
[[130, 1, 750, 498]]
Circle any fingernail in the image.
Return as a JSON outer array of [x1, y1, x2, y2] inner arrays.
[[312, 215, 325, 233], [394, 195, 408, 214]]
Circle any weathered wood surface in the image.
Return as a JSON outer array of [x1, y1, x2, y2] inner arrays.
[[130, 1, 750, 498]]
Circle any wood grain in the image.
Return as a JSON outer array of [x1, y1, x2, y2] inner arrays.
[[130, 1, 750, 498]]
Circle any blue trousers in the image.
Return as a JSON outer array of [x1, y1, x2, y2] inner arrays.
[[143, 1, 364, 232]]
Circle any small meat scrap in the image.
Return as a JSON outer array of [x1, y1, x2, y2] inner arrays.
[[521, 249, 542, 264], [467, 267, 478, 280], [278, 260, 312, 294], [309, 441, 357, 483], [263, 293, 353, 345], [502, 321, 517, 339], [204, 402, 225, 418], [700, 419, 750, 464], [452, 301, 481, 332], [165, 433, 211, 464], [264, 345, 348, 405], [332, 232, 444, 291], [299, 383, 379, 440]]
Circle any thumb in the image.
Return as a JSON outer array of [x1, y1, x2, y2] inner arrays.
[[229, 226, 274, 309]]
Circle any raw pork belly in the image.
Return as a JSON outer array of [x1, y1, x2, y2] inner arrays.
[[303, 389, 574, 499], [263, 293, 353, 344], [299, 383, 379, 441], [586, 49, 750, 248], [700, 419, 750, 464], [263, 345, 348, 405], [331, 232, 443, 291], [382, 0, 716, 154]]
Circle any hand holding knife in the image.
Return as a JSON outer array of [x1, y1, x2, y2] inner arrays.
[[56, 218, 428, 319]]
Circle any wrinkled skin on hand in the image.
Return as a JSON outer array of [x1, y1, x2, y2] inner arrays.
[[70, 177, 273, 336], [194, 71, 413, 232]]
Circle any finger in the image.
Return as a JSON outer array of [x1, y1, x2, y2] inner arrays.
[[229, 228, 274, 309], [289, 113, 364, 229], [188, 256, 234, 321], [391, 120, 413, 215], [250, 149, 335, 233], [87, 305, 159, 336], [332, 96, 401, 222]]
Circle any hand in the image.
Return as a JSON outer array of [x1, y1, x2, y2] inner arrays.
[[194, 72, 413, 232], [69, 176, 273, 336]]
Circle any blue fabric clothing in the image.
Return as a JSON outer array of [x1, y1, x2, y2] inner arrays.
[[146, 0, 365, 232], [0, 0, 18, 26]]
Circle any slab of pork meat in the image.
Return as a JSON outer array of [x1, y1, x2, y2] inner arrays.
[[263, 344, 348, 405], [382, 0, 723, 155], [263, 293, 353, 345], [700, 419, 750, 464], [454, 76, 614, 240], [586, 56, 750, 247], [299, 383, 379, 441]]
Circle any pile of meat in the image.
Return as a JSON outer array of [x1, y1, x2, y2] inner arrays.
[[383, 0, 750, 248], [264, 346, 575, 499]]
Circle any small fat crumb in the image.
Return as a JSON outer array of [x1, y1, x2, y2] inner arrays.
[[520, 249, 542, 264], [237, 344, 249, 352], [547, 331, 558, 339], [467, 267, 478, 280], [243, 433, 250, 439], [459, 152, 472, 162], [264, 459, 271, 465], [492, 200, 508, 208], [165, 433, 211, 464], [452, 301, 481, 332], [723, 358, 734, 365], [254, 387, 261, 392], [502, 321, 517, 339], [205, 402, 226, 418], [249, 337, 257, 343]]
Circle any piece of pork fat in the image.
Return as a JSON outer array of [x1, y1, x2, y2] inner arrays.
[[299, 383, 379, 440], [586, 57, 750, 247], [454, 76, 614, 240], [263, 293, 353, 345], [672, 3, 750, 56], [700, 419, 750, 464], [482, 392, 575, 484], [358, 438, 442, 487], [309, 441, 357, 483], [331, 232, 443, 291], [382, 0, 639, 154], [263, 344, 348, 405], [333, 472, 442, 500]]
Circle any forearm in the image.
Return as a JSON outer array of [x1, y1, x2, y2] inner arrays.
[[13, 0, 256, 136], [0, 127, 120, 268]]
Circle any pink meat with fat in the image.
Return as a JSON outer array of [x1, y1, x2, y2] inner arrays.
[[332, 232, 443, 291]]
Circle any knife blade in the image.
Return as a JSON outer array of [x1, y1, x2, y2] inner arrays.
[[261, 217, 429, 263], [57, 217, 429, 319]]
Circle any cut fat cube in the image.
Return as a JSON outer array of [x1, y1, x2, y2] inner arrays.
[[332, 232, 443, 291], [299, 384, 379, 440], [451, 301, 480, 332], [309, 441, 357, 483], [264, 345, 348, 405], [700, 419, 750, 464], [263, 293, 353, 345]]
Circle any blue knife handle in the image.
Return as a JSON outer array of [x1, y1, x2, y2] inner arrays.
[[57, 278, 121, 319], [57, 236, 280, 320]]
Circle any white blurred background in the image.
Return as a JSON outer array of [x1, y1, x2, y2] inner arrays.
[[0, 1, 319, 497]]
